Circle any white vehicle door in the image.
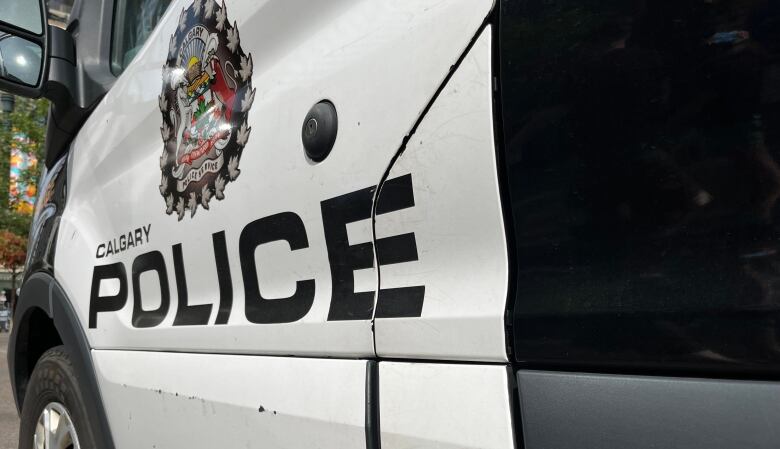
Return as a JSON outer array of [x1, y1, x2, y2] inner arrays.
[[55, 0, 494, 446], [372, 22, 516, 449], [373, 24, 509, 363]]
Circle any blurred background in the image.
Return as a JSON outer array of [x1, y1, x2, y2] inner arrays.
[[1, 10, 75, 449], [0, 0, 73, 319]]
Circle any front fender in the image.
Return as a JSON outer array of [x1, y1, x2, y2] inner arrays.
[[8, 272, 115, 449]]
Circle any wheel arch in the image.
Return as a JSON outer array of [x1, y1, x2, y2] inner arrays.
[[8, 271, 115, 449]]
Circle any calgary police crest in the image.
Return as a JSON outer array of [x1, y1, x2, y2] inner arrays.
[[158, 0, 254, 219]]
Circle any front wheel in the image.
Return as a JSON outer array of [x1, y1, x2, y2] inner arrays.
[[18, 346, 97, 449]]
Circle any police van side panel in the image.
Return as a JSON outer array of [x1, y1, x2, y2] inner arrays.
[[53, 0, 504, 447], [374, 25, 510, 363], [59, 0, 495, 356], [371, 25, 516, 447]]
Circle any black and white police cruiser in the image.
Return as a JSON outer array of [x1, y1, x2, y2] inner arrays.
[[2, 0, 780, 447]]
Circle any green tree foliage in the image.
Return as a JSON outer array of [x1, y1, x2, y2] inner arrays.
[[0, 229, 28, 309], [0, 95, 48, 237]]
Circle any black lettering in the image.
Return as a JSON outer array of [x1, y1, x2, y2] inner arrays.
[[172, 243, 212, 326], [374, 174, 425, 318], [321, 185, 375, 321], [375, 286, 425, 318], [106, 240, 114, 256], [239, 212, 315, 323], [135, 229, 143, 245], [131, 251, 170, 328], [376, 174, 416, 214], [119, 234, 127, 252], [127, 231, 136, 248], [212, 231, 233, 325], [89, 262, 128, 328], [142, 224, 151, 242], [95, 243, 106, 259], [375, 233, 418, 266]]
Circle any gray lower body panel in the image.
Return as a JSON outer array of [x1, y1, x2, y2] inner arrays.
[[517, 370, 780, 449]]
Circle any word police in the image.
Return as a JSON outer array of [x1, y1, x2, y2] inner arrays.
[[89, 175, 424, 328]]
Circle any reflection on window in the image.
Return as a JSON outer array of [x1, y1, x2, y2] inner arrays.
[[111, 0, 172, 75], [47, 0, 75, 29]]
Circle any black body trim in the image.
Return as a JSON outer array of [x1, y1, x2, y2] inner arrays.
[[506, 365, 524, 448], [24, 153, 68, 282], [517, 370, 780, 449], [365, 360, 381, 449], [8, 272, 115, 449], [45, 0, 118, 168], [489, 0, 518, 365]]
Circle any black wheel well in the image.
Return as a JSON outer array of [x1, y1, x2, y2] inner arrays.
[[12, 273, 115, 448], [14, 306, 63, 404]]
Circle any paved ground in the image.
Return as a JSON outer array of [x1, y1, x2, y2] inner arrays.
[[0, 330, 19, 449]]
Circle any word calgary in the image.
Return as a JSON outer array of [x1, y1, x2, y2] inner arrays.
[[95, 225, 152, 258]]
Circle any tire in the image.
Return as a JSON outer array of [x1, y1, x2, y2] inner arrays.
[[18, 346, 98, 449]]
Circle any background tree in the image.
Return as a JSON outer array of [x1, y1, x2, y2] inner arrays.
[[0, 96, 48, 223], [0, 94, 49, 307], [0, 96, 48, 211], [0, 230, 28, 311]]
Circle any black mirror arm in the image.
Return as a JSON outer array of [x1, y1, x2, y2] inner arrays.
[[42, 25, 100, 168], [44, 27, 78, 110]]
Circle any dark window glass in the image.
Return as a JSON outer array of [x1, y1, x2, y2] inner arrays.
[[111, 0, 172, 75], [501, 0, 780, 374]]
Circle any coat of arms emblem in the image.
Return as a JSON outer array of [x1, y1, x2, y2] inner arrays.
[[159, 0, 254, 219]]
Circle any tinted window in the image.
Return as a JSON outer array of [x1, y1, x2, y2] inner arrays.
[[111, 0, 172, 75], [501, 0, 780, 374]]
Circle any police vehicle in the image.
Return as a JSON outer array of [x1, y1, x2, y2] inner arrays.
[[1, 0, 780, 448]]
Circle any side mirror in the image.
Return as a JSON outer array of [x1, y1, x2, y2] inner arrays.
[[0, 0, 46, 96], [0, 0, 88, 168]]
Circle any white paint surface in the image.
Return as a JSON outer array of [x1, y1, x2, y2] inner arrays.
[[374, 28, 509, 361], [94, 350, 367, 448], [380, 361, 516, 449], [57, 0, 495, 357]]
